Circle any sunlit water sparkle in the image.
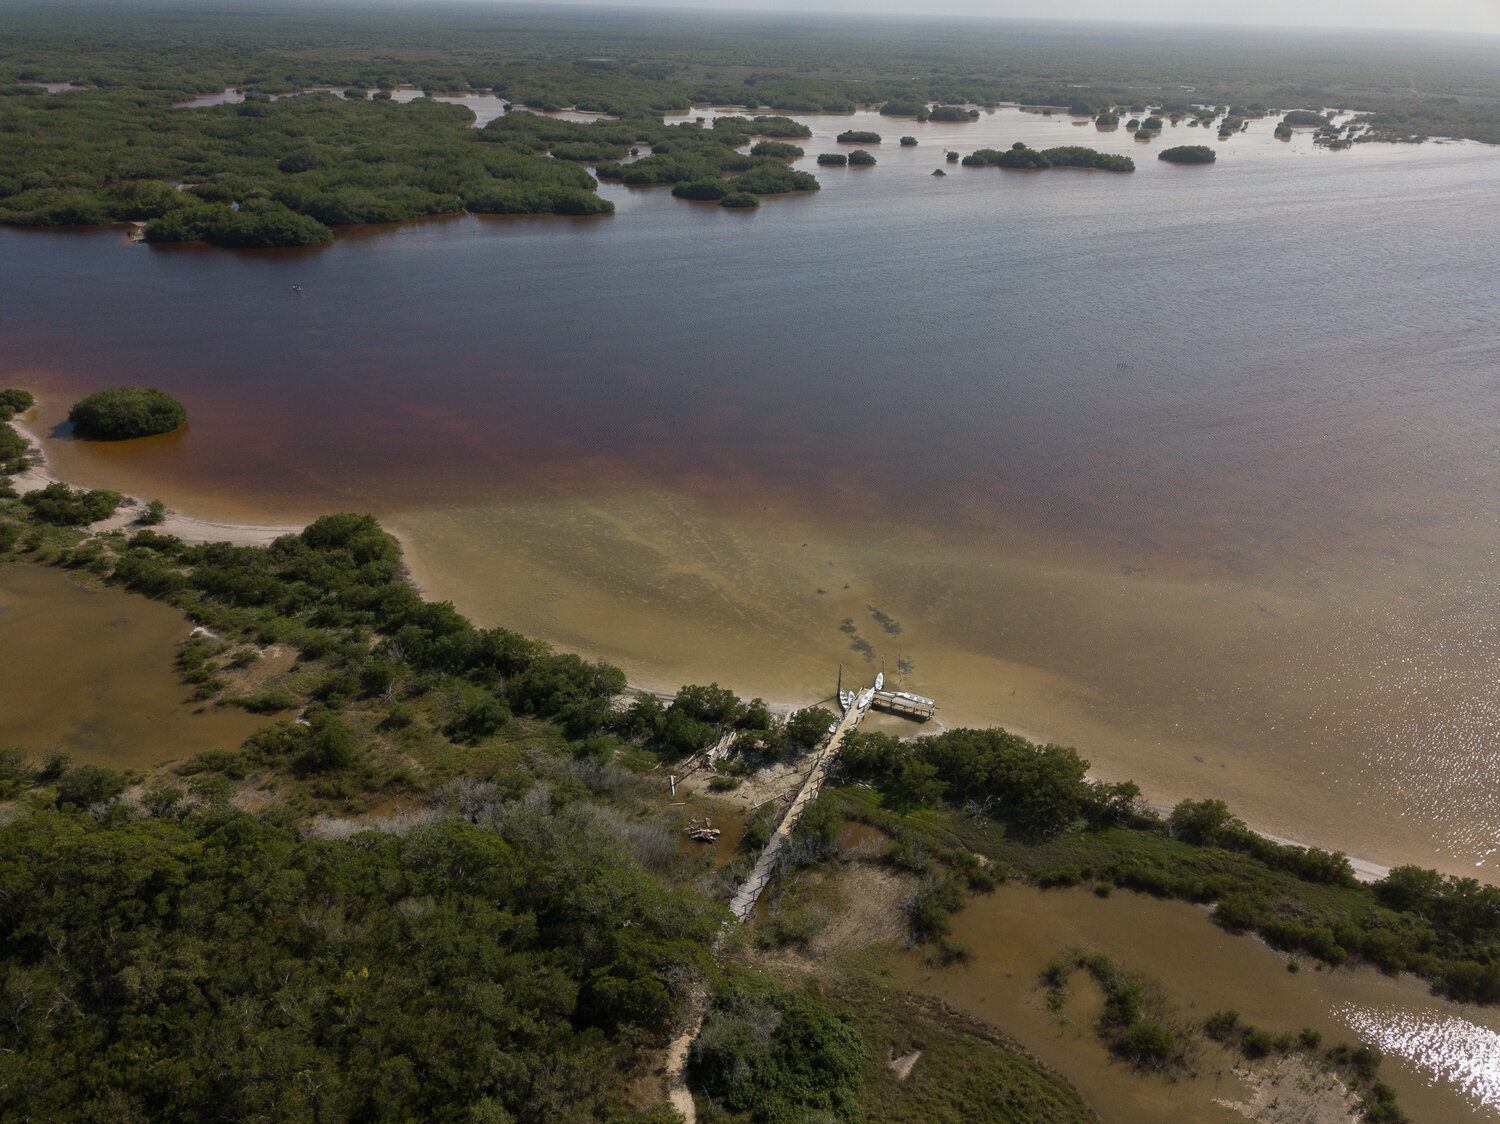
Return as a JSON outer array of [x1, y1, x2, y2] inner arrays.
[[1339, 1004, 1500, 1114]]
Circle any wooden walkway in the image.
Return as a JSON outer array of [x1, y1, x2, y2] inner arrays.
[[665, 674, 936, 1119], [726, 695, 870, 921]]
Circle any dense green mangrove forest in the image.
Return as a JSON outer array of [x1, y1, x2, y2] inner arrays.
[[1, 2, 1498, 245]]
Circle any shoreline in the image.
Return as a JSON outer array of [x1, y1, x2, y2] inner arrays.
[[4, 409, 1392, 882], [8, 414, 303, 547]]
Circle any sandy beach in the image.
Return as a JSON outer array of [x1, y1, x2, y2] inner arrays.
[[7, 414, 302, 547], [2, 408, 1393, 883]]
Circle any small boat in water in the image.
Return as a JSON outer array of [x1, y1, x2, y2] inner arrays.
[[874, 658, 884, 692]]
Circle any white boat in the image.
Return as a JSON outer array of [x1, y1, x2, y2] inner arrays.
[[839, 689, 852, 712], [890, 690, 935, 706], [875, 659, 885, 692], [856, 687, 875, 711]]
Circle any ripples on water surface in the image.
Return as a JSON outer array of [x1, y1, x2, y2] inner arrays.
[[1341, 1004, 1500, 1114], [4, 107, 1500, 872]]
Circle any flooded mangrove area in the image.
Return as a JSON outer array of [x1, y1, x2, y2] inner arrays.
[[0, 564, 267, 770], [894, 883, 1500, 1123]]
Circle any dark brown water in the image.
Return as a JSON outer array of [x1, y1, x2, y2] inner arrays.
[[6, 107, 1500, 874]]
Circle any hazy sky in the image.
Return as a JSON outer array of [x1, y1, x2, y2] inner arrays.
[[530, 0, 1500, 36]]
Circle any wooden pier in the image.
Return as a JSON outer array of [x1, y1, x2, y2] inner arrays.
[[869, 689, 937, 721], [666, 667, 940, 1120]]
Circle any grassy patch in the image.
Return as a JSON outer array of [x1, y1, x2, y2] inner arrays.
[[831, 949, 1098, 1124]]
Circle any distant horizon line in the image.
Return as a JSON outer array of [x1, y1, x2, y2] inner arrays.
[[30, 0, 1500, 39]]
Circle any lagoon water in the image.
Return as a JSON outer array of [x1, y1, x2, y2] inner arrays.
[[6, 106, 1500, 880]]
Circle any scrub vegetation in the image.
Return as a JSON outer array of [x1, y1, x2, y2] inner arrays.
[[838, 725, 1500, 1006]]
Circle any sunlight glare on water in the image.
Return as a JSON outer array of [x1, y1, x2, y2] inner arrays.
[[1340, 1004, 1500, 1114]]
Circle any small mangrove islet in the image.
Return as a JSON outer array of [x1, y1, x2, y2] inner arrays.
[[67, 386, 187, 440], [962, 142, 1134, 172], [1159, 144, 1217, 164]]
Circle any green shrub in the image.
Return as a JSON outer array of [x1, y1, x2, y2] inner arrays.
[[54, 764, 127, 810], [1242, 1027, 1274, 1058], [67, 386, 187, 439], [227, 688, 296, 714], [0, 389, 34, 419], [1035, 866, 1084, 889], [1100, 982, 1143, 1028], [1112, 1020, 1175, 1067], [0, 746, 33, 798], [1204, 1009, 1241, 1041], [690, 979, 864, 1124], [906, 879, 964, 941], [21, 482, 123, 525]]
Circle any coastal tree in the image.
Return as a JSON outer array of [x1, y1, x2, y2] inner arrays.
[[785, 706, 835, 750]]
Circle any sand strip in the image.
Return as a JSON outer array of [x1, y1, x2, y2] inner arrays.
[[7, 415, 302, 546], [2, 413, 1394, 884]]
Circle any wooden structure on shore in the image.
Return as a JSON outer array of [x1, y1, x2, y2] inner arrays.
[[869, 689, 937, 721], [843, 660, 937, 722]]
